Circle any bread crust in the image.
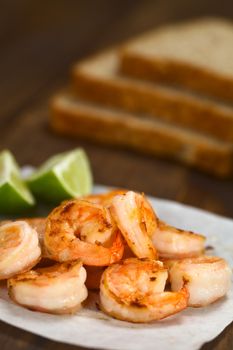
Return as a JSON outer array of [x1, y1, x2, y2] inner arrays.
[[50, 94, 233, 178], [72, 50, 233, 142], [120, 53, 233, 106], [119, 18, 233, 103]]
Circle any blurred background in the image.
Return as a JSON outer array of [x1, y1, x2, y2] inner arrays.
[[0, 0, 233, 216], [1, 0, 233, 123], [0, 4, 233, 347]]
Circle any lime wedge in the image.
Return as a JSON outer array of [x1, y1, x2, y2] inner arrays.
[[27, 148, 93, 204], [0, 150, 35, 214]]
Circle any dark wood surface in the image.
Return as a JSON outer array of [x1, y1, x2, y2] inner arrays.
[[0, 1, 232, 349]]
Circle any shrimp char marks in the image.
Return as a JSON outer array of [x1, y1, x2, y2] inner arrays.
[[44, 199, 124, 266], [100, 258, 189, 323], [8, 261, 87, 314]]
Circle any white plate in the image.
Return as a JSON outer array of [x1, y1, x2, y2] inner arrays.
[[0, 184, 232, 350]]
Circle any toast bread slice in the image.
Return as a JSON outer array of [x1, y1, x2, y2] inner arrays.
[[120, 18, 233, 103], [73, 50, 233, 142], [51, 93, 233, 177]]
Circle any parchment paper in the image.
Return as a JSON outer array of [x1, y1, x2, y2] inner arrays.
[[0, 184, 232, 350]]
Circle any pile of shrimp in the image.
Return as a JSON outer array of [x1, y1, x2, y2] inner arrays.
[[0, 190, 232, 322]]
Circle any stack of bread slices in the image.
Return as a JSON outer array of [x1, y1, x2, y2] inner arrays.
[[51, 18, 233, 177]]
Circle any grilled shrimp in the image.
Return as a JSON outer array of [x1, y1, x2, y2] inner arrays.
[[152, 221, 206, 259], [100, 258, 189, 323], [169, 256, 232, 307], [0, 221, 41, 280], [22, 217, 46, 246], [83, 189, 127, 207], [1, 218, 48, 257], [0, 218, 46, 242], [8, 261, 87, 314], [110, 191, 157, 259], [44, 199, 124, 266]]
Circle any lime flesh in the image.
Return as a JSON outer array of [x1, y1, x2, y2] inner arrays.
[[27, 148, 93, 204], [0, 150, 35, 214]]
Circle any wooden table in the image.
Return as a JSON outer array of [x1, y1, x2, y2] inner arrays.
[[0, 1, 232, 349]]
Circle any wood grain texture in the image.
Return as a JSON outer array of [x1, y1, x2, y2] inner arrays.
[[0, 0, 232, 349]]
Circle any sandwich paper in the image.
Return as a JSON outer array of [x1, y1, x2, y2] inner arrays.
[[0, 184, 232, 350]]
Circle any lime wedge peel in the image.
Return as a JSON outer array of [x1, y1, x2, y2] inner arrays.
[[0, 150, 35, 214], [27, 148, 93, 204]]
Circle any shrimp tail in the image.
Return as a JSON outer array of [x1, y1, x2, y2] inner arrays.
[[155, 286, 189, 320]]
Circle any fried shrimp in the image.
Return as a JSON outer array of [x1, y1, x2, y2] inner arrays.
[[8, 261, 88, 314], [100, 258, 189, 323], [44, 199, 124, 266], [0, 221, 41, 280], [169, 256, 232, 307], [110, 191, 157, 259], [152, 221, 205, 259]]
